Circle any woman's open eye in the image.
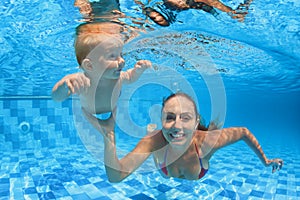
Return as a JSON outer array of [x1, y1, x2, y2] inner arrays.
[[180, 114, 192, 122], [166, 113, 176, 121]]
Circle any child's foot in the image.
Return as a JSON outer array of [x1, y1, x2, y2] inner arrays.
[[147, 124, 157, 132]]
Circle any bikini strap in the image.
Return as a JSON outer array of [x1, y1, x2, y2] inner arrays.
[[194, 143, 204, 168], [194, 143, 200, 156]]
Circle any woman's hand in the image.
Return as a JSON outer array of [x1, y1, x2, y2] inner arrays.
[[266, 158, 283, 173], [82, 108, 116, 136]]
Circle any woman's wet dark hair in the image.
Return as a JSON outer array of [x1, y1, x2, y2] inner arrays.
[[162, 92, 218, 131]]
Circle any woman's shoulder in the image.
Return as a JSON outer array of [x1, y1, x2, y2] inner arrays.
[[193, 130, 207, 140], [132, 130, 165, 154], [193, 129, 222, 147], [141, 129, 165, 145], [147, 130, 169, 151]]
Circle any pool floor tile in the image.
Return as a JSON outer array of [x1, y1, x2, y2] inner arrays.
[[0, 99, 300, 199]]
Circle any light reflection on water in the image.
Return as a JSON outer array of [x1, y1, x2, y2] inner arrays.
[[1, 0, 300, 96]]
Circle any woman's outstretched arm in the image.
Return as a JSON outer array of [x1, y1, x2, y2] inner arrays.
[[202, 127, 283, 172], [82, 109, 157, 182], [103, 130, 157, 182]]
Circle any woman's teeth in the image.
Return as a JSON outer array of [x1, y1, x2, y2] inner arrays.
[[171, 133, 184, 138]]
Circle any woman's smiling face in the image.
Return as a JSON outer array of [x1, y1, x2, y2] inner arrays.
[[161, 95, 198, 147]]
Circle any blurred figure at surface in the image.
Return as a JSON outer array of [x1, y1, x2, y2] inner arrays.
[[136, 0, 253, 27]]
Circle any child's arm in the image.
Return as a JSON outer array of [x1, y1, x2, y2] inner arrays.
[[51, 73, 90, 102], [121, 60, 152, 84]]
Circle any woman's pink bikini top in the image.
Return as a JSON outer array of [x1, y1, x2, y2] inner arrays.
[[158, 143, 208, 179]]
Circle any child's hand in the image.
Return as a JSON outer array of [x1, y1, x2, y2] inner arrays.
[[134, 60, 152, 73], [63, 73, 90, 94]]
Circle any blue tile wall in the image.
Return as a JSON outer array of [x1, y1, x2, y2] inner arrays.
[[0, 97, 300, 199], [0, 98, 81, 151]]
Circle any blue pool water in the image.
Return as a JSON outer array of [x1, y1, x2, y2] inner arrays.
[[1, 0, 300, 199]]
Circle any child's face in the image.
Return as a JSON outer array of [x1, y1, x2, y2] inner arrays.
[[89, 37, 124, 79]]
